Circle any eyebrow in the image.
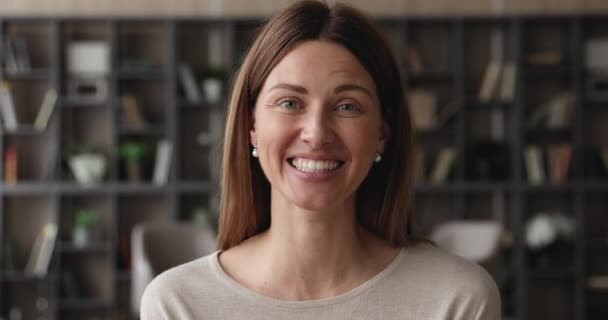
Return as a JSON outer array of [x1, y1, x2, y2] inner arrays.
[[268, 82, 374, 98], [268, 83, 307, 94], [334, 83, 374, 98]]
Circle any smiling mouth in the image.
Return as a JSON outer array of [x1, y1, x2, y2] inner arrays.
[[288, 158, 345, 173]]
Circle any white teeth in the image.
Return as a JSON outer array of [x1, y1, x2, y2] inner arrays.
[[291, 158, 341, 173]]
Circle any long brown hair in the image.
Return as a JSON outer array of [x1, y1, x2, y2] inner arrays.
[[218, 1, 415, 250]]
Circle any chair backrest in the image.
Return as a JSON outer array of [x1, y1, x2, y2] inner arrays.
[[131, 221, 217, 314], [430, 220, 502, 263]]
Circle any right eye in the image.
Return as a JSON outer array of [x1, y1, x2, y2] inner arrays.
[[279, 99, 300, 110]]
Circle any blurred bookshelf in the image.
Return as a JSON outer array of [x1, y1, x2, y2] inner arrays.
[[0, 15, 606, 320]]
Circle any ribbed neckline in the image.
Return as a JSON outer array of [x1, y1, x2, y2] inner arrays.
[[209, 248, 407, 309]]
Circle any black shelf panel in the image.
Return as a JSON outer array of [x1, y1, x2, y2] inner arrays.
[[523, 64, 573, 80], [117, 70, 167, 80], [528, 267, 576, 279], [60, 98, 112, 108], [118, 124, 166, 136], [415, 182, 511, 193], [0, 182, 169, 194], [2, 68, 51, 80], [57, 242, 111, 253], [522, 184, 576, 192], [177, 181, 214, 193], [58, 299, 112, 310], [115, 270, 131, 282], [0, 272, 57, 282], [406, 71, 454, 83], [2, 125, 46, 135], [465, 99, 512, 109], [178, 100, 224, 109]]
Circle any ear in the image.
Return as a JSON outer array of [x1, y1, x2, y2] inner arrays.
[[378, 121, 389, 153], [250, 114, 257, 147]]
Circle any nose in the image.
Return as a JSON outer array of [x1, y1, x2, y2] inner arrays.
[[299, 106, 335, 149]]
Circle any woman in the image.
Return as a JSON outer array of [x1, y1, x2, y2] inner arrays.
[[141, 1, 501, 319]]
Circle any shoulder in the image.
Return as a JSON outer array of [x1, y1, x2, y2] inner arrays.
[[140, 253, 219, 318], [387, 243, 502, 319]]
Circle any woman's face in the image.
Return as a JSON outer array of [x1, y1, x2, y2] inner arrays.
[[251, 40, 387, 212]]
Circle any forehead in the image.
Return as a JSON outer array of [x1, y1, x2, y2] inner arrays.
[[262, 40, 376, 91]]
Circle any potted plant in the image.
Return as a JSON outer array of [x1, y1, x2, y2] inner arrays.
[[119, 141, 149, 182], [68, 144, 107, 185], [201, 65, 226, 105], [73, 209, 99, 248]]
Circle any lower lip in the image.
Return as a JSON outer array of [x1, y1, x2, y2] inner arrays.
[[287, 161, 343, 182]]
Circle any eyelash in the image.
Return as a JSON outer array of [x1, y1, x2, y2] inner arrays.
[[278, 99, 301, 110], [274, 98, 362, 116]]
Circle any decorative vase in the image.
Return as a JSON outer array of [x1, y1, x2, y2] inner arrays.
[[73, 227, 90, 248], [202, 78, 222, 104], [69, 153, 107, 185], [127, 160, 142, 182]]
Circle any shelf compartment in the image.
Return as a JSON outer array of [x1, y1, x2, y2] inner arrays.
[[60, 253, 113, 303], [405, 20, 455, 75], [526, 277, 575, 320], [3, 20, 54, 71], [177, 192, 217, 231], [61, 106, 113, 184], [118, 21, 168, 75], [178, 107, 223, 182], [59, 194, 113, 249], [116, 194, 170, 271], [1, 281, 56, 319]]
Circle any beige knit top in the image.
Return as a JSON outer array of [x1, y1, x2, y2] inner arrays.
[[141, 243, 501, 319]]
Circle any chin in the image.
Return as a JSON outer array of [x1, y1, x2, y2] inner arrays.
[[288, 192, 352, 213]]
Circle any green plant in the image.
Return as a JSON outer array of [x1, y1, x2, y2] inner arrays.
[[204, 65, 226, 80], [119, 142, 148, 162], [72, 143, 96, 155], [74, 209, 98, 230]]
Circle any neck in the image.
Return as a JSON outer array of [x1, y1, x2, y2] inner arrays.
[[255, 190, 371, 300]]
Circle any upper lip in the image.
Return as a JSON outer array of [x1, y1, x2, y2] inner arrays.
[[287, 153, 345, 161]]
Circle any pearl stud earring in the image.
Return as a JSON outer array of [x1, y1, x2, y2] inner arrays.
[[252, 147, 259, 158], [375, 153, 382, 163]]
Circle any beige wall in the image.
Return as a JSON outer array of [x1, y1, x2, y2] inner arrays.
[[1, 0, 608, 16]]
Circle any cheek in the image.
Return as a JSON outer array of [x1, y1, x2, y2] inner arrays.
[[257, 115, 297, 154], [340, 122, 382, 154]]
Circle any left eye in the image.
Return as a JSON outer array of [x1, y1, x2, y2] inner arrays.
[[279, 100, 300, 110], [336, 103, 360, 114]]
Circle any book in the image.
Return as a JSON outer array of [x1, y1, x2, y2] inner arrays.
[[585, 38, 608, 73], [527, 92, 574, 129], [62, 270, 81, 298], [24, 223, 58, 277], [121, 94, 146, 129], [430, 147, 456, 184], [407, 88, 437, 129], [34, 89, 58, 131], [12, 36, 31, 72], [152, 139, 172, 185], [406, 45, 424, 75], [587, 275, 608, 290], [527, 50, 563, 65], [178, 63, 202, 103], [478, 60, 503, 103], [601, 146, 608, 176], [413, 146, 426, 183], [499, 62, 517, 102], [4, 146, 18, 184], [547, 144, 572, 184], [524, 145, 545, 185], [0, 81, 19, 132], [546, 92, 574, 128], [436, 100, 459, 128], [2, 38, 19, 73]]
